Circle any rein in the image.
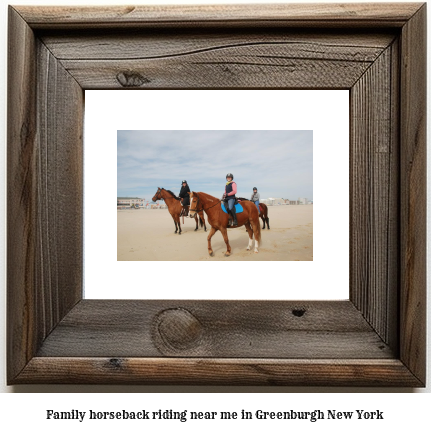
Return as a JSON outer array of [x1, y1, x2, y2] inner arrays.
[[190, 193, 221, 213], [156, 189, 180, 201]]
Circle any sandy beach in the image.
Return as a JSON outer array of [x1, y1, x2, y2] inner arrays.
[[117, 205, 313, 261]]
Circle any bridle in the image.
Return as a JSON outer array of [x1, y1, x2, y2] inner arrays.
[[155, 188, 178, 201], [190, 192, 221, 214]]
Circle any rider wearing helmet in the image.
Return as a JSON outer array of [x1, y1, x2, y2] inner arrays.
[[251, 187, 261, 214], [223, 173, 238, 226], [179, 180, 191, 216]]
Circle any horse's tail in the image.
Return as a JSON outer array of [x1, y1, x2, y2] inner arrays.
[[253, 206, 262, 243]]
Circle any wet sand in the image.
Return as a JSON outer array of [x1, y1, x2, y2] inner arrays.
[[117, 205, 313, 261]]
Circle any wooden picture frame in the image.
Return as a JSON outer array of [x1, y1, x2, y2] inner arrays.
[[7, 3, 426, 386]]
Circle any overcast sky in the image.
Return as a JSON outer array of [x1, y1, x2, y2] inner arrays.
[[117, 130, 312, 201]]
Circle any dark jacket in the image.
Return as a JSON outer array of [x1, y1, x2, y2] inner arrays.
[[179, 184, 190, 205], [225, 181, 236, 200]]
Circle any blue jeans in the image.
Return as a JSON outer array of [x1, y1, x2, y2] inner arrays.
[[227, 198, 235, 210], [254, 200, 260, 213]]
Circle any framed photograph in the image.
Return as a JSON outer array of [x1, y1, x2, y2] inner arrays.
[[85, 89, 349, 301], [7, 3, 426, 386]]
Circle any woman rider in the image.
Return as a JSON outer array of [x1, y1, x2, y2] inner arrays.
[[251, 187, 260, 214], [223, 173, 238, 226], [179, 180, 190, 216]]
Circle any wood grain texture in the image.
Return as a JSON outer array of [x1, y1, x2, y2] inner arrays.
[[399, 3, 427, 385], [7, 6, 38, 381], [41, 31, 395, 60], [350, 43, 399, 348], [35, 40, 84, 335], [41, 30, 395, 89], [7, 6, 83, 383], [15, 358, 422, 386], [36, 300, 393, 359], [53, 31, 394, 89], [15, 3, 423, 29], [7, 3, 427, 386]]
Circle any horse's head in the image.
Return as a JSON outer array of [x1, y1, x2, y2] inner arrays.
[[189, 192, 200, 217], [152, 187, 162, 202]]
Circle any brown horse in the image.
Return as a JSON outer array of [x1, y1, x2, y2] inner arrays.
[[189, 192, 261, 256], [152, 187, 207, 235], [238, 198, 270, 229]]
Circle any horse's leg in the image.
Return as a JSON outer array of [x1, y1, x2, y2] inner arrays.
[[219, 226, 232, 256], [245, 221, 254, 251], [207, 226, 217, 256], [177, 215, 182, 235], [194, 214, 199, 231], [173, 216, 178, 233], [199, 211, 207, 232], [261, 214, 266, 229], [250, 219, 259, 253], [266, 216, 270, 229]]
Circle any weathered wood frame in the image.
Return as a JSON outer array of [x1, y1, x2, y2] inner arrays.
[[7, 3, 426, 386]]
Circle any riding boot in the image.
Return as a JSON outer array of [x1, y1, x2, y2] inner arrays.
[[225, 202, 232, 226], [230, 204, 238, 226], [184, 206, 189, 216]]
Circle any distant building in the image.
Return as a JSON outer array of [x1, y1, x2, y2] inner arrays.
[[261, 198, 312, 205], [117, 197, 145, 209], [267, 198, 285, 206]]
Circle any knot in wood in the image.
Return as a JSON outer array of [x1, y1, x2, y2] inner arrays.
[[292, 308, 306, 317], [155, 308, 203, 351], [116, 71, 150, 87]]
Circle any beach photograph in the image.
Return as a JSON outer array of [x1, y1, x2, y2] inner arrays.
[[117, 130, 313, 261]]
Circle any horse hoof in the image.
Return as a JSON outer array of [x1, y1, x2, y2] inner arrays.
[[225, 253, 230, 257], [194, 228, 198, 231], [254, 250, 259, 254], [209, 251, 214, 257], [246, 247, 250, 251]]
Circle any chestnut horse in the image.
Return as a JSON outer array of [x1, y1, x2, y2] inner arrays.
[[152, 187, 207, 235], [238, 198, 270, 229], [189, 191, 261, 256]]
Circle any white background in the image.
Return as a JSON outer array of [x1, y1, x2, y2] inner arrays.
[[0, 0, 429, 427], [85, 90, 349, 300]]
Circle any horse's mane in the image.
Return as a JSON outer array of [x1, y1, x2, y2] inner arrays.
[[162, 188, 181, 200], [237, 197, 249, 201], [193, 191, 219, 201]]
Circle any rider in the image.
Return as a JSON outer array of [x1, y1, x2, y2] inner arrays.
[[179, 180, 191, 216], [251, 187, 261, 214], [223, 173, 238, 226]]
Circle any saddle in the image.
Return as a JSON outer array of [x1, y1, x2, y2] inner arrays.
[[221, 202, 243, 214]]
